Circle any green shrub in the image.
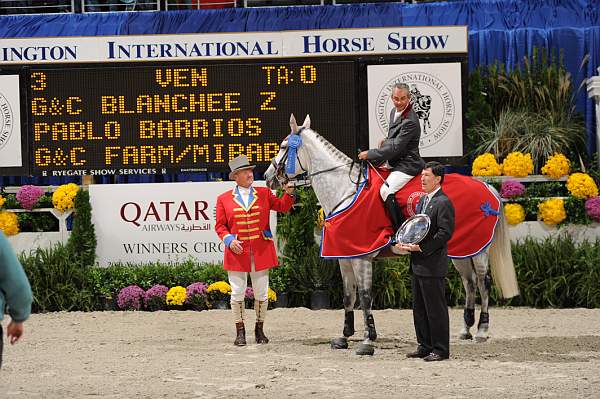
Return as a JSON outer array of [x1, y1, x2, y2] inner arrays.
[[20, 243, 94, 312], [67, 189, 96, 267]]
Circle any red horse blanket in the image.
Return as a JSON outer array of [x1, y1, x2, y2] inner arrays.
[[320, 167, 500, 259]]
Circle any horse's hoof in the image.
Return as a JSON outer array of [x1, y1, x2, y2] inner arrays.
[[459, 332, 473, 340], [355, 343, 375, 356], [475, 335, 489, 343], [331, 337, 349, 349]]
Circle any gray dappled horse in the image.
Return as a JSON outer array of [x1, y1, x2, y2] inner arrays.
[[265, 115, 519, 355]]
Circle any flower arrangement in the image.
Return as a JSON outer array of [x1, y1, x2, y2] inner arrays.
[[585, 197, 600, 223], [186, 282, 208, 310], [472, 153, 502, 176], [0, 211, 19, 236], [0, 194, 5, 209], [166, 286, 187, 306], [504, 203, 526, 225], [502, 152, 534, 177], [16, 185, 45, 210], [117, 285, 145, 310], [541, 153, 570, 179], [566, 173, 599, 199], [52, 183, 79, 212], [206, 281, 232, 302], [268, 288, 277, 303], [500, 180, 526, 199], [144, 284, 169, 311], [538, 198, 567, 225]]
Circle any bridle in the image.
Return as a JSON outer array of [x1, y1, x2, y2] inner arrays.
[[270, 128, 367, 214]]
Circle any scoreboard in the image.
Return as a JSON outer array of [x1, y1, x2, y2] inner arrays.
[[28, 61, 357, 176]]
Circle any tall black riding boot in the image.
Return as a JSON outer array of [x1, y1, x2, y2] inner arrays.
[[384, 194, 405, 235]]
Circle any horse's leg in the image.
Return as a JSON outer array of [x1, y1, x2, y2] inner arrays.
[[331, 259, 356, 350], [352, 258, 376, 356], [472, 252, 491, 342], [452, 258, 477, 340]]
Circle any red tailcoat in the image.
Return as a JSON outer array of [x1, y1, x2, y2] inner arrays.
[[215, 186, 294, 272]]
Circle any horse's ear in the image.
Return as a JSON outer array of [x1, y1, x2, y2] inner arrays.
[[302, 115, 311, 129], [290, 114, 298, 134]]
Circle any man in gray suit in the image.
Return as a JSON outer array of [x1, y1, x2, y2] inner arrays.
[[397, 162, 455, 362], [358, 83, 425, 233]]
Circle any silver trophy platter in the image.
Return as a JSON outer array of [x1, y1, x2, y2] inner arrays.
[[395, 214, 431, 245]]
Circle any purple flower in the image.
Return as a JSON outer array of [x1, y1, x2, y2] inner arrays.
[[186, 282, 208, 303], [16, 185, 45, 210], [585, 197, 600, 222], [245, 287, 254, 300], [117, 285, 145, 310], [144, 284, 169, 309], [500, 180, 526, 199], [186, 282, 208, 310]]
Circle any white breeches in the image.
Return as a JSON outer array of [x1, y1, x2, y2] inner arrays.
[[380, 170, 414, 200], [228, 254, 269, 302]]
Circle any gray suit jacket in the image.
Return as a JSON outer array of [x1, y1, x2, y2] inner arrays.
[[366, 106, 425, 176], [410, 189, 455, 278]]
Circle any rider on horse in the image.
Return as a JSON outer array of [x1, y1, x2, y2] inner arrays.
[[358, 82, 425, 236]]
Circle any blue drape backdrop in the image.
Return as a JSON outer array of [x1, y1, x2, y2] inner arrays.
[[1, 0, 598, 185]]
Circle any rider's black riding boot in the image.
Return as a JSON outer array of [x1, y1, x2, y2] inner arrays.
[[384, 194, 405, 239]]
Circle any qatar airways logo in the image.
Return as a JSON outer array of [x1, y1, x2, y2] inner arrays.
[[120, 200, 211, 230]]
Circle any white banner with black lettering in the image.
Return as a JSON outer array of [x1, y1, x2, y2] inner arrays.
[[0, 75, 22, 167], [89, 181, 277, 267], [367, 62, 463, 157], [0, 26, 467, 64]]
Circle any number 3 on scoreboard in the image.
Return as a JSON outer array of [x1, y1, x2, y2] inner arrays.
[[31, 72, 47, 91], [260, 91, 277, 111]]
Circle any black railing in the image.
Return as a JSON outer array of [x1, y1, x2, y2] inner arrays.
[[0, 0, 425, 15]]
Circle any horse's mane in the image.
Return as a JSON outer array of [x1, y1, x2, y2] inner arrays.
[[304, 128, 352, 163]]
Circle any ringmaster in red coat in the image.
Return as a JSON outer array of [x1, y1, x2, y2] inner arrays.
[[215, 154, 295, 346]]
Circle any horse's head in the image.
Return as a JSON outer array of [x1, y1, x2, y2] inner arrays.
[[265, 114, 311, 189]]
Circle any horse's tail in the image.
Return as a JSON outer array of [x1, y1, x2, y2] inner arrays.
[[487, 185, 520, 299]]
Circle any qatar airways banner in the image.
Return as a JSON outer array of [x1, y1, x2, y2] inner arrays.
[[89, 181, 277, 267], [367, 62, 463, 157], [0, 26, 467, 64]]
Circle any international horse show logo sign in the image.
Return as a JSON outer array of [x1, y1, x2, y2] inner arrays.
[[368, 63, 463, 157], [0, 75, 22, 168]]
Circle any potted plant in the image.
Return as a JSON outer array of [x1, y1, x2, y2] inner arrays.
[[186, 282, 208, 311], [117, 285, 145, 311], [144, 284, 169, 311], [206, 281, 231, 309], [166, 286, 187, 310]]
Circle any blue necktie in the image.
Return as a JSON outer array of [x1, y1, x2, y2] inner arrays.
[[421, 196, 430, 213]]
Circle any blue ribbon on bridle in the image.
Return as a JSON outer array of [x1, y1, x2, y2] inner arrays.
[[480, 201, 500, 217], [286, 134, 303, 174]]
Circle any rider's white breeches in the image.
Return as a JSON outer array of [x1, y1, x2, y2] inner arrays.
[[380, 170, 414, 200]]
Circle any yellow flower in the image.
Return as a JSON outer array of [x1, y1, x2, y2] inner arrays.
[[538, 198, 566, 225], [207, 281, 232, 295], [0, 195, 5, 209], [566, 173, 599, 199], [316, 208, 325, 229], [0, 211, 19, 236], [166, 286, 187, 306], [504, 203, 525, 225], [541, 153, 570, 179], [52, 183, 80, 212], [502, 152, 534, 177], [268, 288, 277, 302], [472, 153, 502, 176]]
